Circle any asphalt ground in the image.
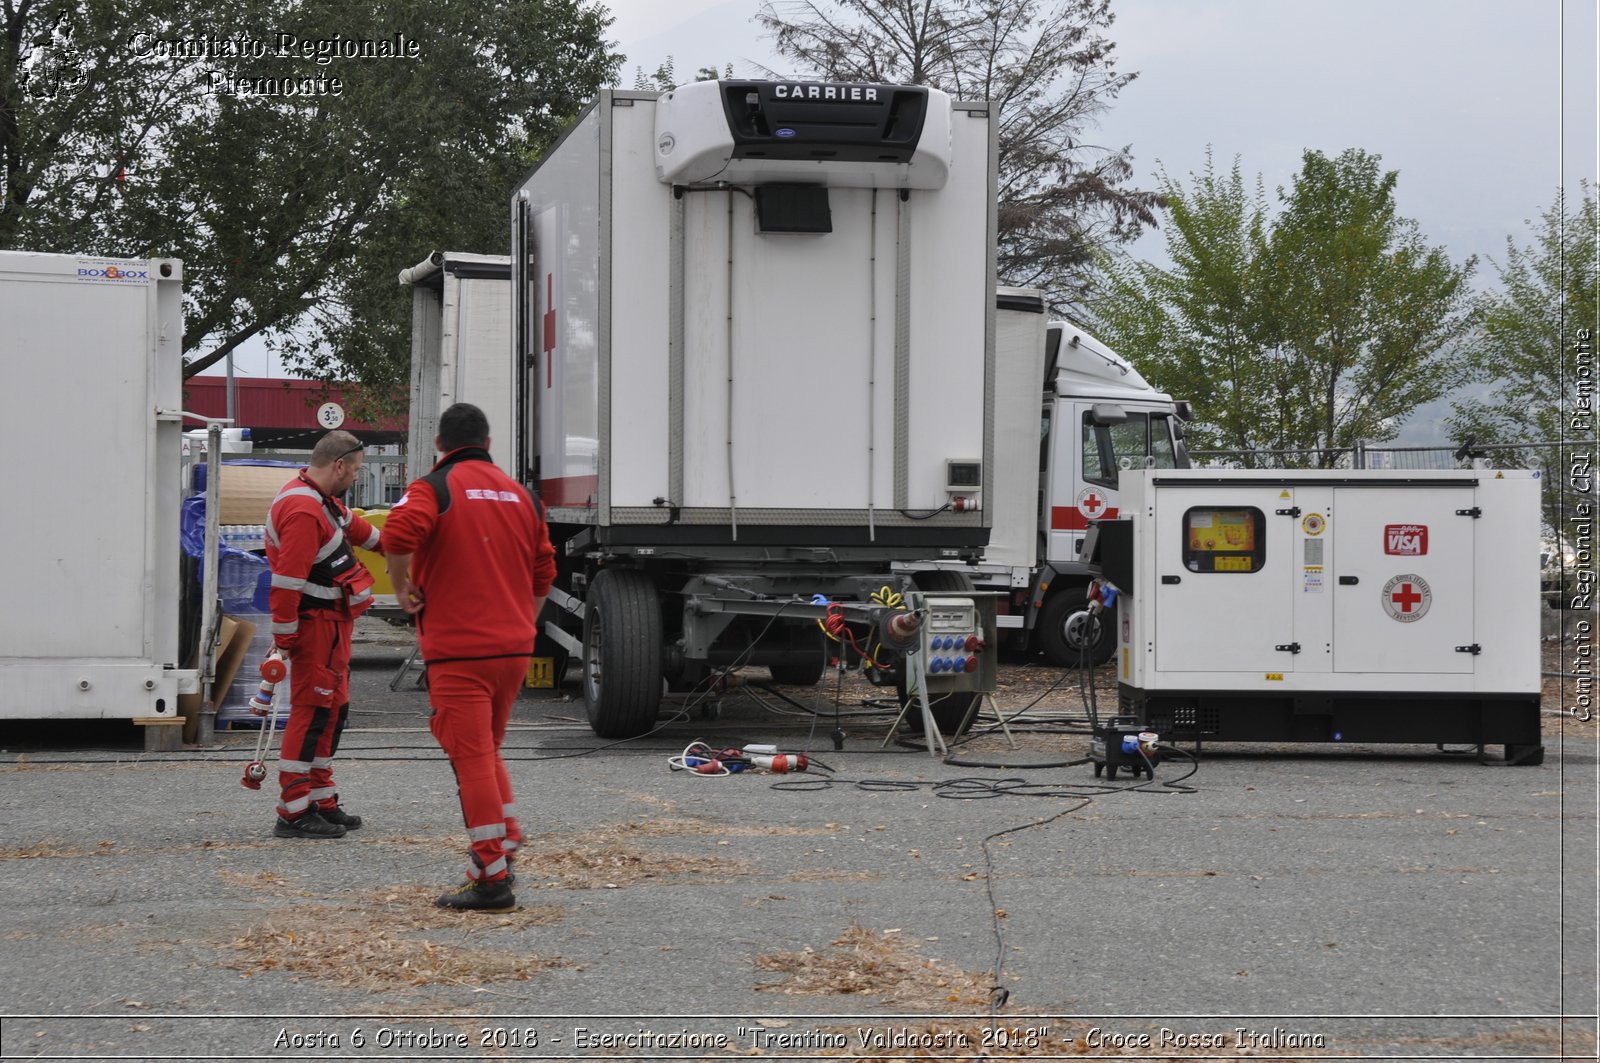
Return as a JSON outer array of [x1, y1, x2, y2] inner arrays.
[[0, 620, 1595, 1062]]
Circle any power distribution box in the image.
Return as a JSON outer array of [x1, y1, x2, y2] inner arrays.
[[919, 595, 998, 695]]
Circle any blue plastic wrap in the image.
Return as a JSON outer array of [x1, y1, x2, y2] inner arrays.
[[181, 496, 271, 613]]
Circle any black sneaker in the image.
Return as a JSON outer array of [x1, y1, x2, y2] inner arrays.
[[436, 877, 515, 912], [273, 811, 347, 839], [319, 805, 363, 830]]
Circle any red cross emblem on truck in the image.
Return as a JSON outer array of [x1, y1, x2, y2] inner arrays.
[[543, 274, 556, 388], [1381, 573, 1432, 622], [1077, 488, 1107, 518]]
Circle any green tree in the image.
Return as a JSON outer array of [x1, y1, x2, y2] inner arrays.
[[2, 0, 620, 401], [1448, 181, 1597, 446], [1448, 182, 1597, 564], [755, 0, 1161, 311], [632, 57, 733, 93], [1091, 148, 1476, 466], [1090, 152, 1280, 455]]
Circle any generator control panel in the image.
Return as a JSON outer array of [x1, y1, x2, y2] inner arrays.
[[919, 595, 998, 694]]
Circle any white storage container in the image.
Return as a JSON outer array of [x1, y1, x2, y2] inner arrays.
[[0, 251, 194, 720]]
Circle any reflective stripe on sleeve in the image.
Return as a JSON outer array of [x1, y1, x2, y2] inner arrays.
[[362, 527, 381, 550], [271, 620, 299, 635], [271, 573, 308, 591]]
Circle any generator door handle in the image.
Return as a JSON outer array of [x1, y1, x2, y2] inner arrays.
[[1161, 575, 1181, 585], [1338, 576, 1359, 585]]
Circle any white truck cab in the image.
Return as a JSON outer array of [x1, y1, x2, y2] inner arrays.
[[949, 291, 1189, 666]]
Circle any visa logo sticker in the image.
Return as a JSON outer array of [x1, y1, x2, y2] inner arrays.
[[1385, 524, 1428, 556]]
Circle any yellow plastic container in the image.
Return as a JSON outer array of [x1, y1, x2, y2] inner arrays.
[[351, 508, 393, 596]]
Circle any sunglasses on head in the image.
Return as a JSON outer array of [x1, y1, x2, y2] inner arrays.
[[334, 444, 365, 463]]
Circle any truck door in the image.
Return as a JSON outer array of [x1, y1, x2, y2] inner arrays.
[[1154, 486, 1297, 673], [1046, 403, 1182, 566], [1331, 485, 1476, 674]]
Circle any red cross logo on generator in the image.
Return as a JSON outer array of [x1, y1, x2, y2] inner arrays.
[[1381, 574, 1432, 622], [1076, 487, 1108, 520]]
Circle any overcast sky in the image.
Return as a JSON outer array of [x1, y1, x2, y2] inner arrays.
[[212, 0, 1598, 438]]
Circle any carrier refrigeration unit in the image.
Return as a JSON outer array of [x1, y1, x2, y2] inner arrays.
[[511, 80, 999, 738], [1103, 468, 1544, 763]]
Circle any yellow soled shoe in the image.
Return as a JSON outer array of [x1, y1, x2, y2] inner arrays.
[[436, 876, 515, 912]]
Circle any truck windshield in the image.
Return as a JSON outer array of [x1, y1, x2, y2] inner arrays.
[[1082, 412, 1180, 487]]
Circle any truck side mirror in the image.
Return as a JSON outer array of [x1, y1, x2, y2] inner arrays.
[[1090, 403, 1128, 426]]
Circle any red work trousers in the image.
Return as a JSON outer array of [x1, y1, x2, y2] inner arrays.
[[277, 611, 354, 820], [427, 657, 528, 881]]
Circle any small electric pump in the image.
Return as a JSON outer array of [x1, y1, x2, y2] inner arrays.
[[1090, 715, 1160, 780]]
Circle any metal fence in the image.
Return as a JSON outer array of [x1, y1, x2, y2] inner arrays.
[[1188, 440, 1565, 472]]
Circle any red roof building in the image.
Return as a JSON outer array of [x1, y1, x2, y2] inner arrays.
[[182, 378, 404, 448]]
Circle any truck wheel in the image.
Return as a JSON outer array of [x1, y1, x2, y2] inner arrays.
[[582, 568, 664, 738], [1038, 588, 1116, 667], [897, 571, 981, 737]]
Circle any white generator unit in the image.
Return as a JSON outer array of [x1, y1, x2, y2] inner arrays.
[[1100, 468, 1544, 762], [509, 80, 997, 738], [398, 251, 514, 478], [0, 251, 196, 722]]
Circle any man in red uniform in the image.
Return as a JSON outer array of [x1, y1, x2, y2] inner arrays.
[[266, 430, 380, 839], [382, 403, 555, 911]]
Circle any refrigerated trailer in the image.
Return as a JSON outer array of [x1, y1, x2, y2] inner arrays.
[[1102, 468, 1544, 762], [398, 251, 514, 479], [511, 80, 999, 737], [0, 251, 197, 725]]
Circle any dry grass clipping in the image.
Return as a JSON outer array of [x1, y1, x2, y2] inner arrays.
[[360, 884, 565, 932], [593, 817, 839, 839], [226, 898, 566, 992], [754, 925, 991, 1009], [517, 840, 749, 889], [0, 839, 93, 860]]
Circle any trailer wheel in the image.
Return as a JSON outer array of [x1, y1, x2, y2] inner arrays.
[[897, 571, 981, 737], [769, 657, 826, 686], [582, 568, 664, 739], [1037, 587, 1116, 667]]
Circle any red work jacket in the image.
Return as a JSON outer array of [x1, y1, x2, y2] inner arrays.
[[266, 470, 380, 648], [381, 447, 556, 664]]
